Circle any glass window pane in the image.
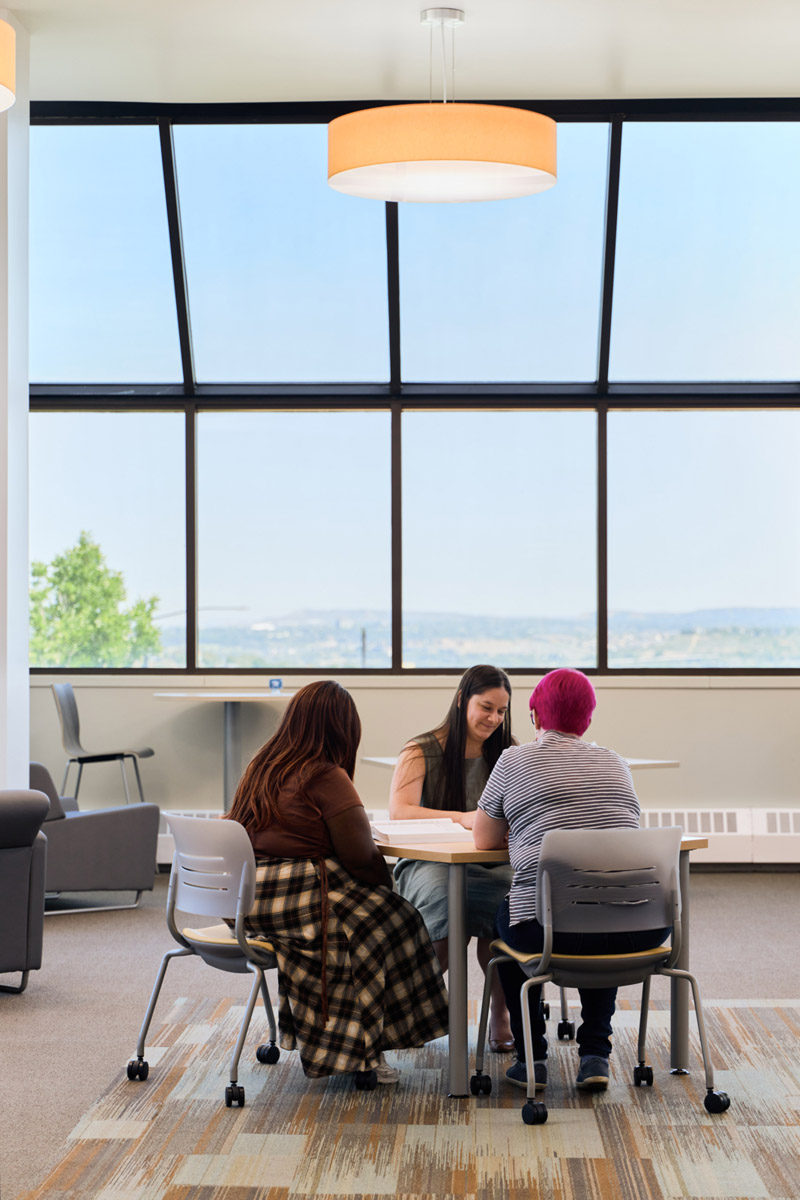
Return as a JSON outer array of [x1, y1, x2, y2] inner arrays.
[[608, 410, 800, 667], [197, 411, 390, 666], [399, 124, 609, 382], [29, 413, 186, 667], [174, 126, 389, 383], [29, 127, 182, 383], [611, 123, 800, 381], [403, 410, 597, 667]]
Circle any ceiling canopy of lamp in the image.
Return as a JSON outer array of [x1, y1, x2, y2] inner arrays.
[[327, 8, 556, 203], [0, 19, 15, 112]]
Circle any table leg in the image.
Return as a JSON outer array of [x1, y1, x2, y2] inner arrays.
[[447, 862, 468, 1097], [223, 701, 242, 813], [670, 847, 691, 1073]]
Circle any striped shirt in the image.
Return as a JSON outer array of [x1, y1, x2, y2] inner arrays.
[[478, 730, 640, 925]]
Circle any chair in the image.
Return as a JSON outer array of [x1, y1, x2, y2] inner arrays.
[[126, 813, 280, 1108], [472, 826, 730, 1125], [51, 682, 154, 804], [0, 790, 49, 994], [30, 762, 159, 914]]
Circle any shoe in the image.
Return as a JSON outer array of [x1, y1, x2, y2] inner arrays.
[[489, 1035, 515, 1053], [505, 1059, 547, 1091], [375, 1053, 400, 1085], [576, 1055, 609, 1091]]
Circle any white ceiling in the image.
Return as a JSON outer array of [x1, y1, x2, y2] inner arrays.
[[11, 0, 800, 105]]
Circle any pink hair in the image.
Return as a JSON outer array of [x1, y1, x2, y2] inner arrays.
[[530, 669, 596, 737]]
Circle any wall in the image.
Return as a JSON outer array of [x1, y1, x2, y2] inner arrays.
[[29, 674, 800, 817]]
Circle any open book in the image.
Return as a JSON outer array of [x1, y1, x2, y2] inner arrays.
[[370, 818, 475, 844]]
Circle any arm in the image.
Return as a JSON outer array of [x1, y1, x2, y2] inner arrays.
[[473, 808, 508, 850], [388, 741, 476, 828], [326, 805, 393, 888]]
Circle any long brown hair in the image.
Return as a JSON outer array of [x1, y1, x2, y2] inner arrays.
[[226, 680, 362, 836], [431, 664, 512, 811]]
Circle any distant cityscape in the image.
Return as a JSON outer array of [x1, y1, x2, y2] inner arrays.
[[153, 607, 800, 670]]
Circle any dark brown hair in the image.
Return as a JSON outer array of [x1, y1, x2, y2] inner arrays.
[[226, 680, 361, 837], [431, 664, 512, 811]]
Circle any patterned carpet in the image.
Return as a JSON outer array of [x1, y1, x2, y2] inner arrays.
[[19, 996, 800, 1200]]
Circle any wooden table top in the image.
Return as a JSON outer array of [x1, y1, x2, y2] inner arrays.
[[377, 835, 708, 864]]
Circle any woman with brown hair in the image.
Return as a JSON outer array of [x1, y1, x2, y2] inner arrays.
[[226, 680, 448, 1087]]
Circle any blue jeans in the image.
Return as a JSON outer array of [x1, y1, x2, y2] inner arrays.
[[495, 897, 670, 1062]]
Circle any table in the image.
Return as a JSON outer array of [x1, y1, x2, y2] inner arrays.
[[154, 691, 295, 810], [363, 755, 679, 771], [376, 834, 706, 1097]]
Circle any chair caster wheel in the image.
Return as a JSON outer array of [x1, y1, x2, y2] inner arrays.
[[256, 1042, 280, 1064], [127, 1058, 149, 1081], [704, 1089, 730, 1114], [470, 1072, 492, 1096], [354, 1069, 377, 1091], [557, 1020, 575, 1040], [225, 1084, 245, 1107], [522, 1100, 548, 1125], [541, 1002, 550, 1019], [633, 1064, 653, 1087]]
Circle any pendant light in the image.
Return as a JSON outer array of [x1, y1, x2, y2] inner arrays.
[[328, 8, 555, 203]]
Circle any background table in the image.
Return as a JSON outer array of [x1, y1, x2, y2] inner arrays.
[[154, 691, 294, 809], [377, 834, 705, 1097]]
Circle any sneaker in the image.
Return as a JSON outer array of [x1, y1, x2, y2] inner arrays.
[[375, 1053, 400, 1085], [505, 1059, 547, 1091], [576, 1055, 609, 1091]]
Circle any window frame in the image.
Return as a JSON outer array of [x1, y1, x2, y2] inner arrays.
[[29, 99, 800, 677]]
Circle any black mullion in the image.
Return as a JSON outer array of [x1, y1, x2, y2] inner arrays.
[[386, 203, 401, 393], [185, 403, 198, 670], [391, 400, 402, 669], [597, 404, 608, 670], [596, 116, 623, 391], [159, 121, 196, 392]]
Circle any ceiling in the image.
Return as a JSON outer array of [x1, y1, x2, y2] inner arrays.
[[11, 0, 800, 106]]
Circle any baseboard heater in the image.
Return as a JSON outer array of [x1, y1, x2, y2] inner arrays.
[[157, 808, 800, 867]]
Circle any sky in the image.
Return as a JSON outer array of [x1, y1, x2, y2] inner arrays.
[[25, 118, 800, 633]]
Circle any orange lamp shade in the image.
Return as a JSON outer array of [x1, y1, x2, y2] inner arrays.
[[328, 103, 556, 203], [0, 20, 15, 112]]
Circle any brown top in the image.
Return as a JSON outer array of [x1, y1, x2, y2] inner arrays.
[[250, 765, 363, 859]]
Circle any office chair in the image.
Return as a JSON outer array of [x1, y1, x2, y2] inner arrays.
[[126, 813, 280, 1108], [471, 826, 730, 1125], [51, 682, 154, 804]]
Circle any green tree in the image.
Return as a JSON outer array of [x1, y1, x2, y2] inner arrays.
[[30, 531, 162, 667]]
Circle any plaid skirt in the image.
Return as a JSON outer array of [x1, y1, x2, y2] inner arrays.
[[247, 856, 450, 1078]]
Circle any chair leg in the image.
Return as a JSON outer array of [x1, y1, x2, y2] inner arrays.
[[61, 762, 71, 796], [519, 974, 552, 1101], [0, 971, 29, 994], [231, 966, 266, 1085], [134, 947, 192, 1059], [74, 762, 84, 801], [259, 971, 278, 1043], [637, 975, 652, 1063], [119, 757, 132, 805], [474, 954, 503, 1075], [130, 755, 146, 803], [660, 967, 717, 1090]]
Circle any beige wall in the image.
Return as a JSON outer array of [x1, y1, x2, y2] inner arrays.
[[30, 674, 800, 815]]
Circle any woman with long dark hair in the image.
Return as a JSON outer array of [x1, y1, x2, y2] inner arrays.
[[227, 680, 448, 1084], [389, 664, 515, 1051]]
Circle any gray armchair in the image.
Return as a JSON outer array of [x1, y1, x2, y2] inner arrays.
[[30, 762, 160, 914], [0, 790, 49, 993]]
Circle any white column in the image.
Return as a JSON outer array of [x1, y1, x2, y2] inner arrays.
[[0, 11, 29, 787]]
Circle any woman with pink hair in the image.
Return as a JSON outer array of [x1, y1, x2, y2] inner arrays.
[[474, 668, 669, 1095]]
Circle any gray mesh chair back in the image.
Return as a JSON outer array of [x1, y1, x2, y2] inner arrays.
[[51, 682, 154, 804], [537, 825, 682, 940], [127, 813, 279, 1109]]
